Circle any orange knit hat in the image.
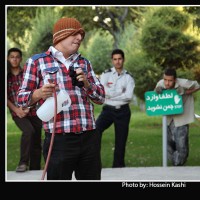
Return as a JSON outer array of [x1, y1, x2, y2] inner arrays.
[[53, 17, 85, 46]]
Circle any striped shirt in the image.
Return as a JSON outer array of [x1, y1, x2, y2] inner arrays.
[[17, 47, 105, 133]]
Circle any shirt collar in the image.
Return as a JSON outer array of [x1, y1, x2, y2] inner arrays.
[[174, 81, 179, 89], [49, 46, 80, 62], [50, 46, 63, 58], [111, 67, 126, 75]]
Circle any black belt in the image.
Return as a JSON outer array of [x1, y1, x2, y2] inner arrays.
[[67, 131, 84, 135], [45, 131, 86, 136], [104, 104, 129, 110]]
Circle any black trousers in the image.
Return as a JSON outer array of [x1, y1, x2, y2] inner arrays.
[[96, 104, 131, 168], [13, 115, 42, 170], [43, 130, 101, 180]]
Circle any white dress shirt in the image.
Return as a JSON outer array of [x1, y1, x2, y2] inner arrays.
[[99, 67, 135, 107]]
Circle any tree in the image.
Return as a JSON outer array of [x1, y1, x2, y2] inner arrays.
[[93, 7, 128, 49], [7, 6, 147, 54], [125, 7, 200, 101], [26, 7, 61, 58], [85, 30, 113, 74], [141, 7, 200, 71], [7, 6, 38, 50], [93, 6, 147, 49], [184, 6, 200, 30]]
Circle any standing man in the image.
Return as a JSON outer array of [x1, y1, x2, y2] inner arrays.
[[17, 17, 105, 180], [155, 68, 200, 166], [7, 48, 42, 172], [96, 49, 135, 168]]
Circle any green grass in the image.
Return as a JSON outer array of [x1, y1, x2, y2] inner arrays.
[[100, 110, 200, 168], [6, 92, 200, 171]]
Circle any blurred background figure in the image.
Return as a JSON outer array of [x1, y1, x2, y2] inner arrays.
[[7, 47, 42, 172], [96, 49, 135, 168], [155, 68, 200, 166]]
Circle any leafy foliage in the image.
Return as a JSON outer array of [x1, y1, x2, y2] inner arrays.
[[26, 7, 61, 58], [126, 52, 162, 100], [118, 23, 137, 53], [85, 30, 113, 74], [127, 7, 200, 101], [6, 6, 200, 101], [184, 7, 200, 30], [7, 6, 38, 50], [140, 7, 200, 71]]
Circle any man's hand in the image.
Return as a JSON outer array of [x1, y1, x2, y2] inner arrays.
[[38, 83, 56, 100], [16, 107, 29, 118], [155, 86, 163, 94], [176, 86, 185, 95]]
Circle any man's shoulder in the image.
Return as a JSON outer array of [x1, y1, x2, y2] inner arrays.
[[31, 52, 48, 61], [156, 79, 164, 84], [103, 68, 112, 74], [125, 70, 134, 78]]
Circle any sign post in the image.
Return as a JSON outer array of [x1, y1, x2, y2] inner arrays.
[[162, 116, 167, 166], [145, 89, 183, 166]]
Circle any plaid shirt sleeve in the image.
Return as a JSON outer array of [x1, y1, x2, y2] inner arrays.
[[82, 59, 105, 104]]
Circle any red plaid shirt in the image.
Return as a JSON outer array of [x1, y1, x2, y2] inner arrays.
[[17, 48, 105, 133], [7, 69, 37, 118]]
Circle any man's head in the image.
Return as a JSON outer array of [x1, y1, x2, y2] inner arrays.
[[163, 68, 177, 89], [7, 48, 22, 69], [53, 17, 85, 46], [111, 49, 125, 71]]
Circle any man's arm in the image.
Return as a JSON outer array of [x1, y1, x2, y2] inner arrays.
[[7, 99, 18, 113], [185, 87, 200, 95]]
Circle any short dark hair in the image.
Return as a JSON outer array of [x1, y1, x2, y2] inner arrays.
[[8, 47, 22, 57], [164, 68, 177, 79], [111, 49, 124, 59]]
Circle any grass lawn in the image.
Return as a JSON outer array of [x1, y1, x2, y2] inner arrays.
[[6, 92, 200, 171]]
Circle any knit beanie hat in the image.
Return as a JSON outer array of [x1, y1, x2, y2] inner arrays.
[[53, 17, 85, 46]]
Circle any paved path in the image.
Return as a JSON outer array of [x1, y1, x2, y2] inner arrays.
[[6, 166, 200, 182]]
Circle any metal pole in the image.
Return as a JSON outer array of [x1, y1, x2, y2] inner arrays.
[[162, 115, 167, 167]]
